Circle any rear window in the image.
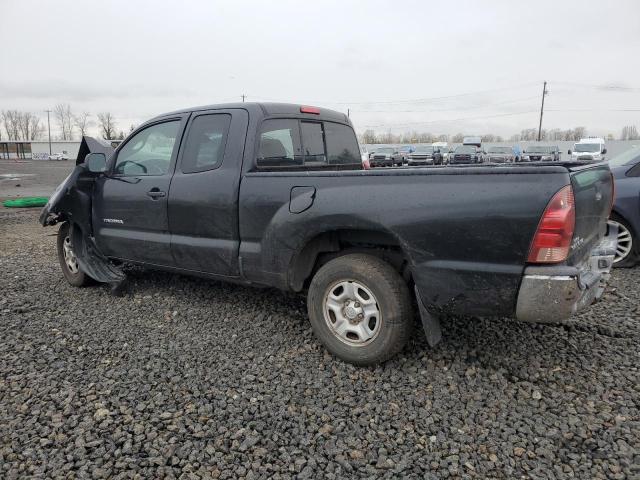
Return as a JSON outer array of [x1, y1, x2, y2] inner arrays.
[[325, 122, 360, 165], [301, 122, 327, 165], [257, 119, 360, 169]]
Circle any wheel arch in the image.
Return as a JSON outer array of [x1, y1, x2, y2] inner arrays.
[[287, 228, 412, 292]]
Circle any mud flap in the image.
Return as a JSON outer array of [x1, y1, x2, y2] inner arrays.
[[69, 223, 125, 284], [414, 286, 442, 347]]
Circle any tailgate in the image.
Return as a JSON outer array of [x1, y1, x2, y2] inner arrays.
[[567, 163, 613, 265]]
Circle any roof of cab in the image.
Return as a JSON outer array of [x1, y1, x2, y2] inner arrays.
[[150, 102, 350, 124]]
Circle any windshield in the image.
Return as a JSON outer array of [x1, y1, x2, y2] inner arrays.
[[608, 147, 640, 167], [454, 145, 476, 154], [487, 147, 511, 154], [575, 143, 601, 153], [415, 146, 434, 153], [525, 146, 553, 153], [400, 146, 412, 152], [377, 147, 394, 154]]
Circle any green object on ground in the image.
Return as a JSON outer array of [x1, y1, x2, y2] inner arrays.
[[3, 197, 49, 208]]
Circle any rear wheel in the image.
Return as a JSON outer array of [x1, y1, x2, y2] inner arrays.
[[57, 222, 93, 287], [610, 215, 637, 268], [307, 253, 413, 365]]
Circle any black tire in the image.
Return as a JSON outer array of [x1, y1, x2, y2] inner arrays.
[[610, 214, 638, 268], [307, 253, 413, 365], [57, 222, 93, 287]]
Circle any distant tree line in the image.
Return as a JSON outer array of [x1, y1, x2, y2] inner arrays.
[[0, 104, 135, 141], [359, 130, 506, 144], [1, 107, 637, 144], [359, 125, 640, 144]]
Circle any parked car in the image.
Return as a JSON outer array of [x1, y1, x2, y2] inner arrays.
[[522, 145, 561, 162], [608, 147, 640, 267], [399, 145, 414, 164], [485, 146, 516, 163], [449, 144, 483, 164], [370, 147, 402, 167], [48, 153, 69, 161], [569, 137, 607, 162], [407, 145, 442, 166], [432, 142, 450, 163], [462, 136, 482, 147], [40, 102, 617, 366]]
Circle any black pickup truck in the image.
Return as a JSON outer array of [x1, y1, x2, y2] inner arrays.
[[41, 103, 617, 365]]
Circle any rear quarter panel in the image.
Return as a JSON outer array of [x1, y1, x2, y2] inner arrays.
[[239, 167, 569, 316]]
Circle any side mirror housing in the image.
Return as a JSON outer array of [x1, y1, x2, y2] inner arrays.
[[568, 150, 572, 155], [602, 148, 607, 154], [85, 152, 107, 173]]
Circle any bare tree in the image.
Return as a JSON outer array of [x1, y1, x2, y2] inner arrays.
[[451, 133, 464, 143], [54, 103, 74, 140], [18, 112, 44, 140], [73, 112, 91, 137], [572, 126, 587, 141], [2, 110, 21, 140], [97, 112, 117, 139], [621, 125, 639, 140]]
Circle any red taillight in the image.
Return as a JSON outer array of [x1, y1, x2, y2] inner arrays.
[[528, 185, 575, 263], [300, 106, 320, 114]]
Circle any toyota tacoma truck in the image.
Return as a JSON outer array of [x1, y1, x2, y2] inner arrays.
[[40, 103, 617, 365]]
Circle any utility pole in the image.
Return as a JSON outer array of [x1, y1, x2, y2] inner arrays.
[[45, 110, 52, 154], [537, 81, 548, 141], [241, 94, 246, 103], [347, 108, 350, 118]]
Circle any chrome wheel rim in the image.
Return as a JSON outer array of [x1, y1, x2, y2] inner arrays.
[[63, 235, 79, 273], [323, 280, 382, 346], [611, 220, 633, 263]]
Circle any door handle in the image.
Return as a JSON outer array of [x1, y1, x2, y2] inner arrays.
[[146, 189, 166, 199]]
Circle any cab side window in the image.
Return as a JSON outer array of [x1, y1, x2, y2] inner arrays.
[[114, 121, 180, 176], [181, 114, 231, 173]]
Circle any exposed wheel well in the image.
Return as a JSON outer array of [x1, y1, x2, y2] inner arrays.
[[611, 210, 637, 236], [288, 229, 411, 291]]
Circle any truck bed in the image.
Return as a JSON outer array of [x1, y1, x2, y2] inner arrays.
[[239, 162, 612, 317]]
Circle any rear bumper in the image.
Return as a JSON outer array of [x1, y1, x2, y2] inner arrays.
[[515, 222, 617, 323]]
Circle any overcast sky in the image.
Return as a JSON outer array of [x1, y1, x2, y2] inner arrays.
[[1, 0, 639, 139]]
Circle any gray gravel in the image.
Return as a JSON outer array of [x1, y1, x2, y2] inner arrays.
[[1, 208, 639, 479]]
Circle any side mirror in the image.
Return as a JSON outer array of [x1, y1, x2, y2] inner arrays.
[[568, 150, 572, 155], [602, 148, 607, 154], [85, 152, 107, 173]]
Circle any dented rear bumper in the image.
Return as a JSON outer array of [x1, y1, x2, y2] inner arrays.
[[515, 222, 617, 323]]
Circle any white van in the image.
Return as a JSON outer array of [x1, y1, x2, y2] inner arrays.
[[569, 137, 607, 162]]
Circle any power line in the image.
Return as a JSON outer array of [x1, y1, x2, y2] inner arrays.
[[362, 110, 538, 129], [349, 95, 540, 114], [245, 82, 541, 106], [550, 80, 640, 92], [546, 108, 640, 112]]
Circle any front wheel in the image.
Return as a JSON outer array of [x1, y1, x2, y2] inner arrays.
[[307, 253, 413, 365], [57, 222, 93, 287], [610, 215, 638, 268]]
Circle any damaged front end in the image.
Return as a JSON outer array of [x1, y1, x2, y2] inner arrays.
[[40, 151, 125, 285]]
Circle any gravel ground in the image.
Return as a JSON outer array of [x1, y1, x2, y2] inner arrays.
[[1, 208, 638, 479]]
